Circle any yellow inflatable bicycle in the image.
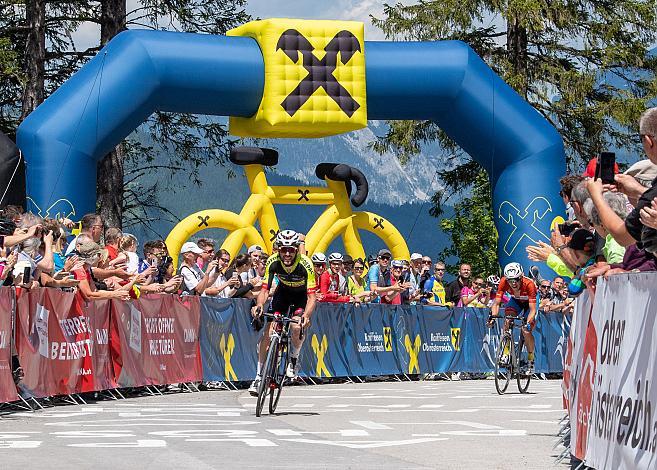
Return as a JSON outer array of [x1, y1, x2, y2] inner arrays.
[[166, 147, 410, 266]]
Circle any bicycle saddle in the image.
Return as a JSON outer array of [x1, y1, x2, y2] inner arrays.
[[315, 163, 369, 207], [229, 146, 279, 166]]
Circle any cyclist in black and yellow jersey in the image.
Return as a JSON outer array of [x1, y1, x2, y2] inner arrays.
[[249, 230, 316, 395]]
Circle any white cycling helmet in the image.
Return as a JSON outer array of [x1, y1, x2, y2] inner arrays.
[[311, 252, 327, 264], [503, 262, 524, 280], [328, 252, 344, 262], [486, 274, 500, 285], [276, 229, 300, 247]]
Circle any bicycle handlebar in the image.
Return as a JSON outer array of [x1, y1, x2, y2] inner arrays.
[[230, 146, 279, 166], [315, 163, 369, 207], [489, 314, 525, 322]]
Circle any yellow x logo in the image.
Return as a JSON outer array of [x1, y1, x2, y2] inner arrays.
[[219, 333, 238, 381], [383, 327, 392, 352], [311, 334, 332, 378], [451, 328, 461, 352], [404, 334, 421, 374]]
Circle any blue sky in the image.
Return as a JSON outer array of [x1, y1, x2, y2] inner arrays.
[[72, 0, 414, 48], [244, 0, 415, 39]]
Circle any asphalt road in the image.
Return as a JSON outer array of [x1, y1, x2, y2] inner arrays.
[[0, 379, 566, 469]]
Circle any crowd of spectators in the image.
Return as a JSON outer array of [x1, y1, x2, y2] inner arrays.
[[525, 106, 657, 298], [0, 205, 572, 312], [2, 107, 656, 313]]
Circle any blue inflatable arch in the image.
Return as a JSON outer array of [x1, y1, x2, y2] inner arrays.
[[16, 29, 566, 269]]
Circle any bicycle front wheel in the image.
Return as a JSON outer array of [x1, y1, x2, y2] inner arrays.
[[269, 339, 287, 415], [256, 336, 279, 417], [516, 336, 531, 394], [495, 334, 512, 395]]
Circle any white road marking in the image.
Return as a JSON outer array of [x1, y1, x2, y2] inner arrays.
[[52, 430, 136, 438], [439, 430, 527, 437], [0, 441, 42, 448], [68, 439, 166, 448], [267, 429, 369, 437], [350, 421, 393, 430], [185, 438, 277, 446], [369, 408, 479, 413], [290, 404, 314, 408], [280, 437, 447, 448]]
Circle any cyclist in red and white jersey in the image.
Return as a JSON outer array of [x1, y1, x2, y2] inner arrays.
[[488, 262, 538, 373]]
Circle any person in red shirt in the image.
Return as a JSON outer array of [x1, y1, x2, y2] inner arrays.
[[317, 252, 350, 303], [103, 227, 122, 261], [488, 262, 538, 373]]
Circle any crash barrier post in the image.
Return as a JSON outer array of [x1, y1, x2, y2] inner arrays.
[[563, 272, 657, 470], [0, 286, 569, 403]]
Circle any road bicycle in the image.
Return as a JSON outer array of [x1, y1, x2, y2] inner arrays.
[[490, 315, 531, 395], [166, 147, 409, 268], [255, 306, 304, 417]]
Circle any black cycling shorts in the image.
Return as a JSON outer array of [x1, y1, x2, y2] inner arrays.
[[270, 288, 307, 315]]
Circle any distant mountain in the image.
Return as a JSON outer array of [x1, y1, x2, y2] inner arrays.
[[259, 121, 447, 205]]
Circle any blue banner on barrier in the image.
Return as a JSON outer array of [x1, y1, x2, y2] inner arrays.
[[299, 303, 351, 378], [198, 299, 569, 380], [200, 298, 259, 382]]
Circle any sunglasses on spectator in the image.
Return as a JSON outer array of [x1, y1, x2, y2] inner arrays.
[[354, 266, 364, 271], [540, 284, 550, 288], [435, 268, 445, 272], [279, 247, 297, 254], [379, 256, 391, 260], [203, 249, 214, 254], [422, 260, 432, 265], [219, 257, 230, 263]]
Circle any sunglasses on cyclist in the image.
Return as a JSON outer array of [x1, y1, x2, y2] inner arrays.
[[279, 247, 297, 254]]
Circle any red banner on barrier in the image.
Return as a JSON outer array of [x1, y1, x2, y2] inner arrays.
[[15, 288, 113, 397], [0, 288, 18, 403], [111, 294, 202, 387]]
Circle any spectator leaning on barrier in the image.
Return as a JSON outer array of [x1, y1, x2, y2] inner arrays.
[[342, 254, 353, 278], [318, 252, 350, 303], [422, 262, 451, 306], [418, 256, 433, 295], [72, 236, 132, 301], [178, 241, 219, 296], [204, 249, 239, 298], [65, 213, 104, 255], [226, 253, 262, 299], [347, 258, 372, 304], [196, 238, 215, 271], [586, 108, 657, 257], [368, 248, 400, 302], [446, 263, 471, 305], [460, 276, 489, 308], [583, 191, 628, 264], [103, 227, 122, 262], [311, 252, 327, 300], [381, 259, 409, 305]]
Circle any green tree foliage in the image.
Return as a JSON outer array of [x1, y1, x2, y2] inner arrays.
[[372, 0, 657, 271], [437, 169, 499, 276], [0, 0, 249, 231]]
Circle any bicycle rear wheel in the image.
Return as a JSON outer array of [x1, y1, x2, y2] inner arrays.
[[516, 336, 531, 393], [256, 336, 279, 417], [495, 334, 512, 395], [269, 339, 287, 414]]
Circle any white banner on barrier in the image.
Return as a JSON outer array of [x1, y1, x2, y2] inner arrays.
[[565, 289, 595, 461], [584, 273, 657, 470]]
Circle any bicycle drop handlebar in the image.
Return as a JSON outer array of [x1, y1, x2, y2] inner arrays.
[[261, 310, 305, 340], [489, 314, 526, 323], [315, 163, 369, 207]]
